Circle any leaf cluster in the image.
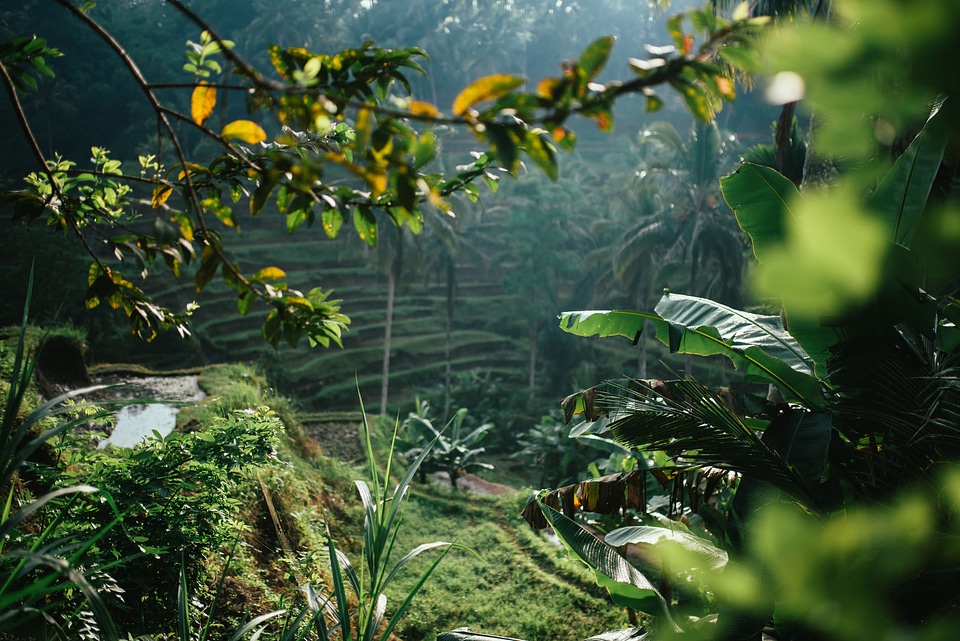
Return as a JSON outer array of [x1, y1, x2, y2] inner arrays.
[[0, 1, 769, 353], [0, 36, 59, 92], [52, 406, 284, 632]]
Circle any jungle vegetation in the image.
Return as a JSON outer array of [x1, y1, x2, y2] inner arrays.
[[1, 0, 959, 640]]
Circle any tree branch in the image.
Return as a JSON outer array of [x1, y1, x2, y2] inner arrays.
[[0, 59, 55, 193]]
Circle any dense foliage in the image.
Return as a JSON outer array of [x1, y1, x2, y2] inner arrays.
[[2, 0, 960, 640], [0, 0, 769, 418]]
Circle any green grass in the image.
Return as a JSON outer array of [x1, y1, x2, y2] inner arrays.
[[183, 368, 632, 641], [383, 489, 631, 641]]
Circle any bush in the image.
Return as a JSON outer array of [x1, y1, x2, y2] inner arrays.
[[54, 407, 283, 634]]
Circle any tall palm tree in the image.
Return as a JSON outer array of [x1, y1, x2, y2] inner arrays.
[[587, 179, 680, 378], [487, 157, 598, 408], [416, 202, 464, 423], [585, 120, 746, 378], [373, 223, 422, 415], [633, 119, 746, 306]]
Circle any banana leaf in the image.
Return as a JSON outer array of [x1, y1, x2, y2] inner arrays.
[[869, 100, 949, 247], [559, 292, 825, 408], [537, 500, 680, 631], [719, 162, 798, 265], [604, 525, 728, 572], [719, 163, 843, 376]]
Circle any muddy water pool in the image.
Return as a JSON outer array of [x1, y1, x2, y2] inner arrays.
[[94, 374, 205, 448]]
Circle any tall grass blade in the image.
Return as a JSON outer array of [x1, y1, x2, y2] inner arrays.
[[8, 549, 119, 641], [0, 485, 97, 539], [364, 593, 387, 641], [178, 552, 191, 641], [326, 531, 354, 641], [0, 262, 35, 459], [227, 610, 287, 641]]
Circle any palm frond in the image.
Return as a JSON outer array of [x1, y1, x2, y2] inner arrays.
[[829, 326, 960, 496], [598, 379, 825, 506]]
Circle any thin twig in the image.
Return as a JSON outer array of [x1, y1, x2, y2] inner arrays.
[[164, 0, 282, 93], [54, 0, 257, 298], [0, 60, 55, 193]]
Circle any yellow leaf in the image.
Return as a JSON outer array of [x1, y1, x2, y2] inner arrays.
[[715, 76, 736, 101], [732, 1, 750, 21], [176, 163, 207, 180], [174, 212, 194, 242], [452, 74, 524, 116], [407, 100, 439, 117], [536, 77, 565, 100], [222, 120, 267, 144], [152, 184, 173, 208], [367, 170, 387, 196], [191, 83, 216, 126], [253, 266, 286, 281]]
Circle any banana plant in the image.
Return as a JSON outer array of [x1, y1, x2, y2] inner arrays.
[[558, 99, 953, 504], [401, 398, 494, 489], [530, 98, 956, 641]]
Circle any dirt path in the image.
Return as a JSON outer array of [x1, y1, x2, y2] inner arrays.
[[430, 471, 516, 495]]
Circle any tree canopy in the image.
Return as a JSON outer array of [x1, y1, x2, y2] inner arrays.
[[1, 0, 766, 350]]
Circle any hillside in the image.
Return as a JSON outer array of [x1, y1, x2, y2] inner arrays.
[[186, 362, 634, 641], [3, 331, 633, 640]]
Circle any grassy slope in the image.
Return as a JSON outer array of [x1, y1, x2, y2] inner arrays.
[[386, 489, 631, 641], [191, 363, 631, 641]]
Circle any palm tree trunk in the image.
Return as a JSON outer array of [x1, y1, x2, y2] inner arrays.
[[380, 266, 395, 416], [380, 237, 404, 416], [443, 257, 454, 423], [637, 288, 649, 379], [640, 320, 648, 379], [528, 321, 537, 409]]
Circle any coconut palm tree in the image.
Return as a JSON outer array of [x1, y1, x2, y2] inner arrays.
[[634, 119, 746, 306]]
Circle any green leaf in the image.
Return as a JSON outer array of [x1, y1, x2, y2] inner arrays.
[[578, 36, 615, 83], [645, 92, 664, 113], [262, 309, 281, 347], [250, 171, 277, 216], [413, 130, 437, 169], [286, 207, 310, 233], [322, 206, 343, 239], [237, 290, 255, 316], [690, 7, 717, 34], [194, 245, 221, 293], [538, 501, 677, 626], [605, 525, 728, 572], [485, 125, 518, 173], [559, 293, 826, 408], [868, 102, 949, 247], [452, 74, 524, 116], [655, 293, 814, 370], [353, 206, 377, 247], [720, 163, 843, 374], [523, 131, 558, 180], [718, 43, 759, 73], [720, 163, 800, 264], [670, 77, 711, 123], [396, 172, 417, 213]]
